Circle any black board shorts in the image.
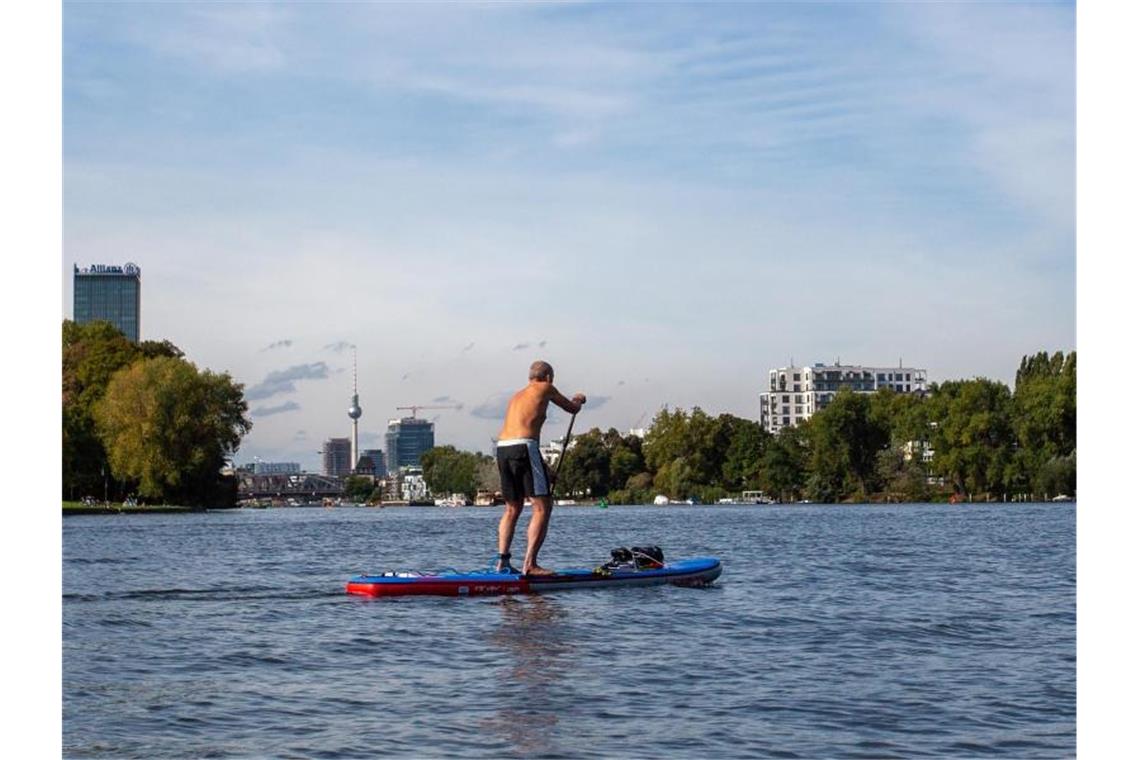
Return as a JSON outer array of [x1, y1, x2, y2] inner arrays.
[[496, 438, 551, 502]]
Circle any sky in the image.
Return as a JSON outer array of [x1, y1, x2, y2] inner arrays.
[[61, 1, 1075, 470]]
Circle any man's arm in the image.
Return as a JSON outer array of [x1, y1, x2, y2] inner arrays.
[[547, 385, 586, 414]]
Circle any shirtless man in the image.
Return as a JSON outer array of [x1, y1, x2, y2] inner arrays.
[[494, 361, 586, 575]]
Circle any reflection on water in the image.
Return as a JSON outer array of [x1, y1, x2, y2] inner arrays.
[[482, 596, 575, 755]]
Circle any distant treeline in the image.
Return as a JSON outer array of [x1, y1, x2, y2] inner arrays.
[[62, 320, 251, 507], [419, 351, 1075, 504]]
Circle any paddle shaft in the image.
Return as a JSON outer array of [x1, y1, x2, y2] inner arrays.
[[549, 412, 577, 497]]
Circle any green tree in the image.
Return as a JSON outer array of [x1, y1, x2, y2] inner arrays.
[[642, 407, 690, 473], [344, 475, 376, 503], [807, 389, 891, 501], [94, 356, 251, 505], [610, 471, 655, 504], [721, 418, 770, 491], [557, 429, 611, 497], [642, 407, 743, 497], [875, 447, 931, 502], [653, 456, 697, 500], [1011, 351, 1077, 496], [927, 378, 1015, 499], [62, 320, 151, 499], [420, 446, 480, 498], [758, 425, 809, 502]]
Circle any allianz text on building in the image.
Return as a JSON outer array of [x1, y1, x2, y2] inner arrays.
[[759, 362, 928, 434]]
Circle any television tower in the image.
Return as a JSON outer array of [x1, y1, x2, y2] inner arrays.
[[348, 347, 362, 472]]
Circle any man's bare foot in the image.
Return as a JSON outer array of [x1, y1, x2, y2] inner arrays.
[[522, 564, 556, 576]]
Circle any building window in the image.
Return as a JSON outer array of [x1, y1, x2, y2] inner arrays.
[[793, 384, 800, 392], [783, 416, 790, 425], [795, 406, 803, 414], [793, 373, 801, 381]]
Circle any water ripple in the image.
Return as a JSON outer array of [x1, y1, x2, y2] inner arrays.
[[64, 502, 1074, 758]]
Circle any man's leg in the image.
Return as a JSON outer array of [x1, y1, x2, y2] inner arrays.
[[522, 496, 554, 575], [497, 500, 523, 570]]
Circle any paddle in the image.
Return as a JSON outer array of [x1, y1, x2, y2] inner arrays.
[[549, 412, 577, 498]]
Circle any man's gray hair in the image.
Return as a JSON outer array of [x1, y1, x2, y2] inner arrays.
[[529, 360, 554, 381]]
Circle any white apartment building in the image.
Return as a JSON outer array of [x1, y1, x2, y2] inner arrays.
[[539, 437, 576, 467], [759, 362, 928, 434]]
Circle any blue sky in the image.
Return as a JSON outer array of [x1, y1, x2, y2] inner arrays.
[[62, 1, 1075, 469]]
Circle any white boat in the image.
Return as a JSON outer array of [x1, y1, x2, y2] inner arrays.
[[434, 493, 471, 507], [653, 494, 669, 505]]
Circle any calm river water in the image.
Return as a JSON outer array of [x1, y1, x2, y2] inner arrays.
[[63, 503, 1074, 758]]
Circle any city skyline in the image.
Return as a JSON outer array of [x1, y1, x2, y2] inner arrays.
[[62, 3, 1075, 470]]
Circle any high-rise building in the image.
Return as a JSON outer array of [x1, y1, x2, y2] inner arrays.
[[385, 417, 435, 471], [361, 448, 387, 477], [73, 263, 142, 342], [759, 362, 928, 434], [322, 437, 352, 477]]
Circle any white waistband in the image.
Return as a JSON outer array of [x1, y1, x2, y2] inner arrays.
[[497, 438, 538, 447]]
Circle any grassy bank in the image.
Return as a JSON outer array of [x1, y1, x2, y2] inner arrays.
[[63, 501, 196, 515]]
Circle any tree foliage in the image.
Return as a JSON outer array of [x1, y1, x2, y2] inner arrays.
[[557, 427, 648, 499], [344, 475, 377, 503], [94, 356, 251, 504], [926, 378, 1016, 497], [420, 446, 490, 498], [758, 425, 809, 502], [605, 350, 1073, 503], [1010, 351, 1077, 496], [63, 320, 175, 499], [806, 390, 892, 501]]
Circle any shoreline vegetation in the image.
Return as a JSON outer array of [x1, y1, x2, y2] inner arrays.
[[63, 319, 1074, 511], [63, 320, 250, 509], [417, 351, 1076, 507], [62, 500, 199, 515]]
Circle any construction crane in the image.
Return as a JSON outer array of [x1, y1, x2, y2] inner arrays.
[[396, 404, 462, 419]]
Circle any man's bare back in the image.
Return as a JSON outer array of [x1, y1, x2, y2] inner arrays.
[[498, 383, 578, 441]]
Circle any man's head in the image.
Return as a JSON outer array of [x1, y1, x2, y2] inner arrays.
[[529, 360, 554, 383]]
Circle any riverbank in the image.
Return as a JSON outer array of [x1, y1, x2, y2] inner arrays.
[[63, 501, 205, 515]]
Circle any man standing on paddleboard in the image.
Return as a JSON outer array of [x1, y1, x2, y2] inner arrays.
[[495, 360, 586, 575]]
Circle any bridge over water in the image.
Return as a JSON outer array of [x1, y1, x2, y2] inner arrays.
[[237, 472, 346, 499]]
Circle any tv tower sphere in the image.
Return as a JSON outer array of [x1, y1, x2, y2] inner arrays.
[[348, 347, 362, 419]]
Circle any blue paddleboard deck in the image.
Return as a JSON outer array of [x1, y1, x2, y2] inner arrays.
[[346, 556, 722, 597]]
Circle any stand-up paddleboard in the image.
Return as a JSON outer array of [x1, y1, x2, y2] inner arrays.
[[346, 556, 721, 598]]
